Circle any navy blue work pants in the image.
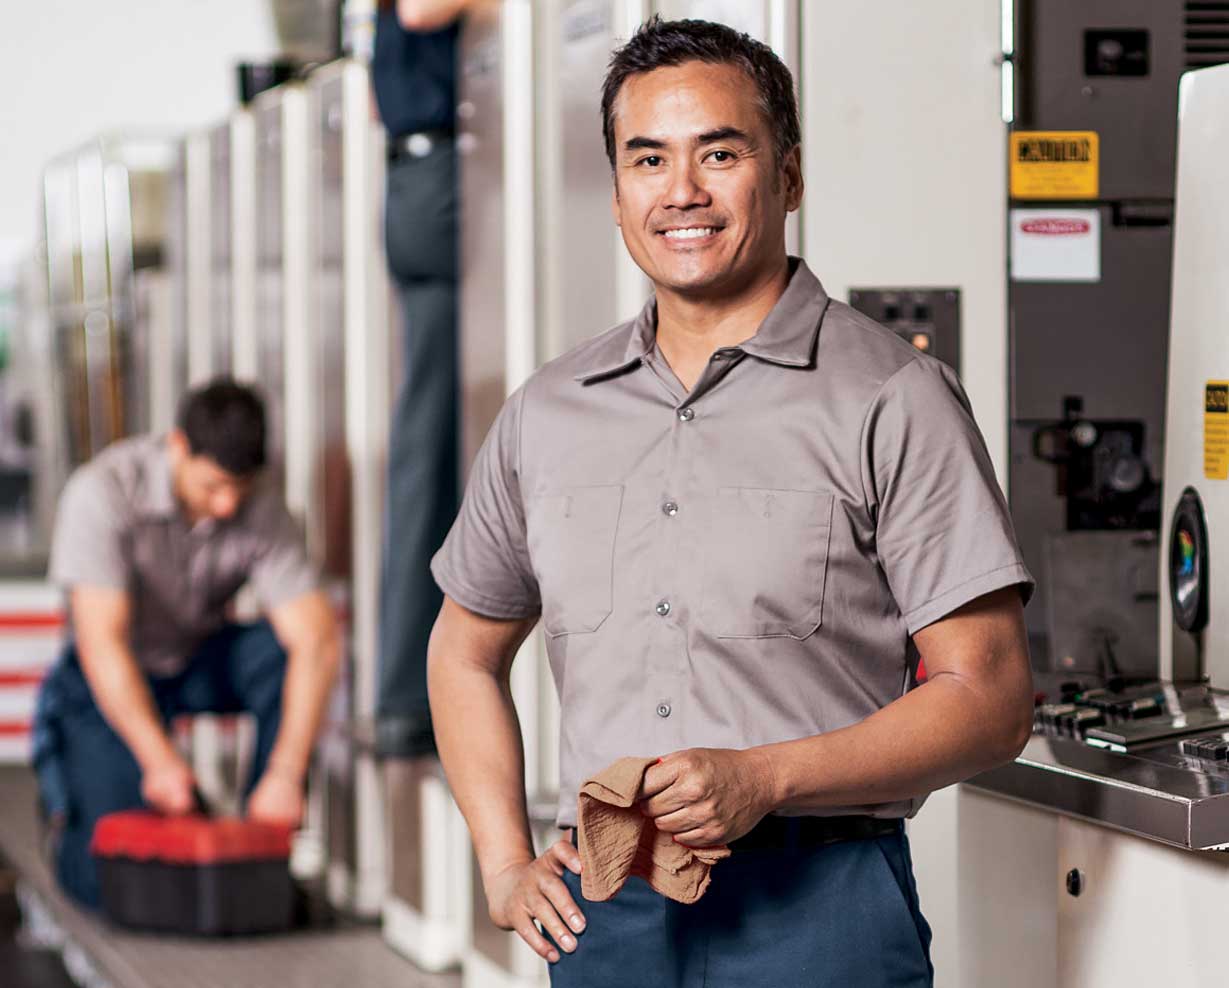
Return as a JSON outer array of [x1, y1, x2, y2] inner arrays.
[[30, 622, 287, 909], [550, 826, 934, 987], [376, 138, 460, 756]]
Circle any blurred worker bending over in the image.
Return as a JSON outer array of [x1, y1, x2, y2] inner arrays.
[[371, 0, 479, 758], [32, 380, 341, 908]]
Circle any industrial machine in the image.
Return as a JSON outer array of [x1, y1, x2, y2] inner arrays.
[[1008, 0, 1229, 676], [962, 62, 1229, 988]]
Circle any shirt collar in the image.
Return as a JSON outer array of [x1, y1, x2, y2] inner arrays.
[[135, 438, 179, 519], [573, 257, 830, 384]]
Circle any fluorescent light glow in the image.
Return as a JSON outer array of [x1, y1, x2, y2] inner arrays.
[[1001, 59, 1015, 124]]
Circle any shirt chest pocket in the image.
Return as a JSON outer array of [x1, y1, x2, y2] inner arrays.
[[526, 485, 624, 637], [700, 487, 834, 640]]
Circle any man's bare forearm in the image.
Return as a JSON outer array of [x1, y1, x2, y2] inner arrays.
[[266, 640, 340, 781], [266, 592, 343, 782], [428, 632, 537, 887], [758, 664, 1034, 813], [77, 639, 179, 772]]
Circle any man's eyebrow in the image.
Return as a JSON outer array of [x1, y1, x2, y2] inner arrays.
[[695, 126, 752, 145], [621, 127, 754, 156], [622, 136, 667, 153]]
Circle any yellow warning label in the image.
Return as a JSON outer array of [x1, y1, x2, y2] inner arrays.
[[1205, 381, 1229, 480], [1010, 131, 1100, 199]]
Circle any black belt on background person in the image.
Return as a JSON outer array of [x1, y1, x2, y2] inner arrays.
[[728, 814, 902, 851], [388, 127, 455, 161]]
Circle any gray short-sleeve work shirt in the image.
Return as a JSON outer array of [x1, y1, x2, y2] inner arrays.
[[48, 434, 319, 677], [432, 259, 1034, 827]]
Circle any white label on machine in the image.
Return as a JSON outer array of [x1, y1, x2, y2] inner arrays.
[[1009, 208, 1101, 282]]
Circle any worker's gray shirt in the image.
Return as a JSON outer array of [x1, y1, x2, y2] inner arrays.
[[48, 434, 318, 677], [432, 259, 1034, 828]]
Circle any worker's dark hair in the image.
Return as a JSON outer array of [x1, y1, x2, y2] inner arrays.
[[600, 16, 801, 171], [176, 379, 267, 476]]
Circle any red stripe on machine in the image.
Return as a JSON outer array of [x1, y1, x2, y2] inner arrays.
[[0, 721, 31, 736]]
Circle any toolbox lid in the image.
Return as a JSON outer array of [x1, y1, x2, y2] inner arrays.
[[90, 811, 293, 865]]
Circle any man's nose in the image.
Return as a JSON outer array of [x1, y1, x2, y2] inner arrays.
[[663, 159, 710, 210]]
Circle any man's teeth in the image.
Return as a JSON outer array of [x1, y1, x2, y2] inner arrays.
[[663, 227, 718, 240]]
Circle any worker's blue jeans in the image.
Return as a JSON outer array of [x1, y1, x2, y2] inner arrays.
[[30, 622, 286, 909], [376, 137, 459, 757], [549, 824, 934, 988]]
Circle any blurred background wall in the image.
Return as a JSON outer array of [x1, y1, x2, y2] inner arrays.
[[0, 0, 279, 256]]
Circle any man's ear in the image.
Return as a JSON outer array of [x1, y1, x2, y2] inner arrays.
[[783, 144, 804, 214], [167, 429, 190, 463], [610, 179, 622, 227]]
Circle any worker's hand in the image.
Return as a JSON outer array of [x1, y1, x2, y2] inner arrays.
[[485, 838, 586, 964], [638, 747, 777, 847], [247, 770, 305, 825], [141, 754, 197, 816]]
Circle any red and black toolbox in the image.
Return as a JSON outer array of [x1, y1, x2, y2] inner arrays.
[[90, 811, 295, 935]]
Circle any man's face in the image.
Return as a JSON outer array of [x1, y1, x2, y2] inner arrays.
[[609, 60, 802, 299], [168, 432, 255, 523]]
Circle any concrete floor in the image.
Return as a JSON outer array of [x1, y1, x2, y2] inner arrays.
[[0, 765, 462, 988], [0, 863, 76, 988]]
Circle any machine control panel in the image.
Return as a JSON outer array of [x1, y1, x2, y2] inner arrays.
[[1034, 683, 1166, 739], [847, 287, 961, 371], [1033, 678, 1229, 753]]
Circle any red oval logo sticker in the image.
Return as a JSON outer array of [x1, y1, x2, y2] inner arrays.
[[1020, 218, 1091, 235]]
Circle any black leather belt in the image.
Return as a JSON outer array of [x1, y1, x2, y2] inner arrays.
[[728, 814, 902, 850], [388, 127, 455, 161]]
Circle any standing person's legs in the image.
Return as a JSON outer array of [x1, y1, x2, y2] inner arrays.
[[548, 825, 933, 988], [377, 139, 459, 757], [171, 621, 288, 795], [31, 645, 144, 909], [695, 825, 934, 987]]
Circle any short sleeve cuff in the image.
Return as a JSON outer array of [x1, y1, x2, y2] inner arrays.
[[430, 556, 540, 621], [256, 569, 321, 612], [902, 562, 1035, 636]]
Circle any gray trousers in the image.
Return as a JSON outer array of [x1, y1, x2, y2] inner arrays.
[[376, 140, 459, 755]]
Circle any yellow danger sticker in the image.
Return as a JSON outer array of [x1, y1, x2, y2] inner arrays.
[[1010, 131, 1099, 199], [1205, 381, 1229, 480]]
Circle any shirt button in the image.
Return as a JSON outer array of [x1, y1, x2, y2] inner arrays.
[[662, 501, 679, 517], [655, 599, 671, 617], [678, 407, 695, 422], [656, 702, 672, 718]]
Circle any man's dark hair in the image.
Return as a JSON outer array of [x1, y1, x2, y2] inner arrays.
[[601, 16, 801, 171], [176, 379, 267, 476]]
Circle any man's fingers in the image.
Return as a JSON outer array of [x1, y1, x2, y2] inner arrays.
[[514, 912, 560, 963], [527, 892, 578, 955], [547, 838, 582, 875], [540, 872, 586, 935], [651, 806, 699, 835], [637, 757, 679, 800], [670, 827, 724, 849]]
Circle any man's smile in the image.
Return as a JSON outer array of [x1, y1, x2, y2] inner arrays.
[[657, 224, 725, 245]]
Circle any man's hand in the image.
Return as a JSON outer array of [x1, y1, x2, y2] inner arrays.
[[141, 754, 197, 816], [638, 748, 778, 847], [247, 770, 305, 825], [486, 838, 586, 964]]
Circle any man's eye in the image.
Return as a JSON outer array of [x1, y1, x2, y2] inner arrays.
[[638, 155, 663, 167], [708, 150, 734, 163]]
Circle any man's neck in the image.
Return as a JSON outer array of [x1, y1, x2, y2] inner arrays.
[[653, 258, 791, 391]]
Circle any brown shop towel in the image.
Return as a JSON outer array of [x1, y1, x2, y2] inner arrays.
[[578, 756, 731, 904]]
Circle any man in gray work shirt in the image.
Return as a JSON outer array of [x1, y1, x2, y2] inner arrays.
[[33, 380, 340, 908], [427, 18, 1034, 986]]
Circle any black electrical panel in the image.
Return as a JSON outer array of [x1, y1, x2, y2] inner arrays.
[[847, 288, 960, 372]]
